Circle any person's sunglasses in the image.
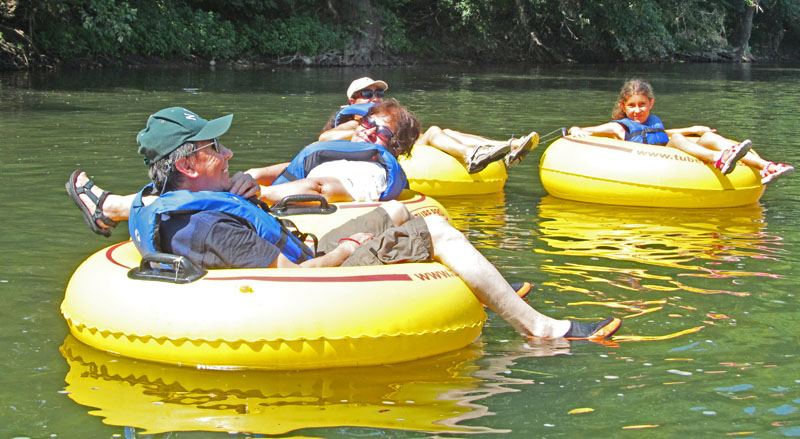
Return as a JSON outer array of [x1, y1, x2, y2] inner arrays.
[[191, 138, 220, 154], [359, 115, 394, 143], [357, 89, 385, 100]]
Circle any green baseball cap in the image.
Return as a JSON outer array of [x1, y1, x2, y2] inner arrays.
[[136, 107, 233, 165]]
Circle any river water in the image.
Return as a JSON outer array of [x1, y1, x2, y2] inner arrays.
[[2, 63, 799, 438]]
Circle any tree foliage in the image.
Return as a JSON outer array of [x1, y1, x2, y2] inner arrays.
[[1, 0, 799, 69]]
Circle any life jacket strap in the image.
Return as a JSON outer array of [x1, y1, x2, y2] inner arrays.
[[276, 217, 318, 260], [277, 169, 299, 182], [250, 196, 317, 259]]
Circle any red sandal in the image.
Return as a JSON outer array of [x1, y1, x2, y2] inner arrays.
[[714, 140, 752, 175], [760, 162, 794, 184]]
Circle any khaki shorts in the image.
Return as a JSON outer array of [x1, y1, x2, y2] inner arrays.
[[317, 208, 433, 266]]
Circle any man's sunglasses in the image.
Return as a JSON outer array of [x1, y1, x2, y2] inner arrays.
[[356, 89, 385, 100], [191, 138, 220, 154], [359, 115, 394, 143]]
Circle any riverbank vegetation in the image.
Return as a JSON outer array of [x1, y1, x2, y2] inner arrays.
[[1, 0, 798, 70]]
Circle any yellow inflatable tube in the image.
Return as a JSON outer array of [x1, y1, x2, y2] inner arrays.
[[539, 136, 764, 208], [61, 242, 485, 370], [61, 192, 484, 370], [400, 144, 507, 196]]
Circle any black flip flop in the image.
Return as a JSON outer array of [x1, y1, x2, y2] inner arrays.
[[564, 317, 621, 341], [65, 170, 118, 237]]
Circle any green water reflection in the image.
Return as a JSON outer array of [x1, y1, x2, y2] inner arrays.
[[2, 64, 799, 438]]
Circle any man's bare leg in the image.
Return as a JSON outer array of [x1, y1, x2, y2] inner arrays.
[[423, 215, 570, 338]]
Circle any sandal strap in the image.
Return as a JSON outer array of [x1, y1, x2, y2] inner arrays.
[[77, 180, 119, 228], [95, 191, 120, 228], [466, 144, 482, 163], [80, 180, 102, 204]]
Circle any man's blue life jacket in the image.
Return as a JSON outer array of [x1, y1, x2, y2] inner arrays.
[[334, 103, 374, 127], [129, 184, 315, 263], [272, 139, 408, 201], [614, 115, 669, 145]]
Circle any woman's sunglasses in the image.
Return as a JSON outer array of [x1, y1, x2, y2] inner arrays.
[[359, 115, 394, 143], [356, 89, 385, 100], [191, 138, 220, 154]]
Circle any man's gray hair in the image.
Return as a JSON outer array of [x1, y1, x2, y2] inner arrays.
[[148, 142, 197, 193]]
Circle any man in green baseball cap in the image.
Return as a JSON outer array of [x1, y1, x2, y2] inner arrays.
[[65, 107, 261, 235]]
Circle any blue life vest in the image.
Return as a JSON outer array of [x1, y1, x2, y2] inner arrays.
[[128, 184, 315, 263], [273, 139, 408, 201], [334, 103, 374, 127], [614, 115, 669, 145]]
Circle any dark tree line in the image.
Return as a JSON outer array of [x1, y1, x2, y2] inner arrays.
[[1, 0, 798, 70]]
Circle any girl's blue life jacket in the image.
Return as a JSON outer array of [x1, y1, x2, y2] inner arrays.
[[272, 139, 408, 201], [334, 103, 374, 127], [129, 184, 315, 263], [614, 115, 669, 145]]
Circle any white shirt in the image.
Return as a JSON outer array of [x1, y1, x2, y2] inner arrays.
[[307, 160, 388, 202]]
